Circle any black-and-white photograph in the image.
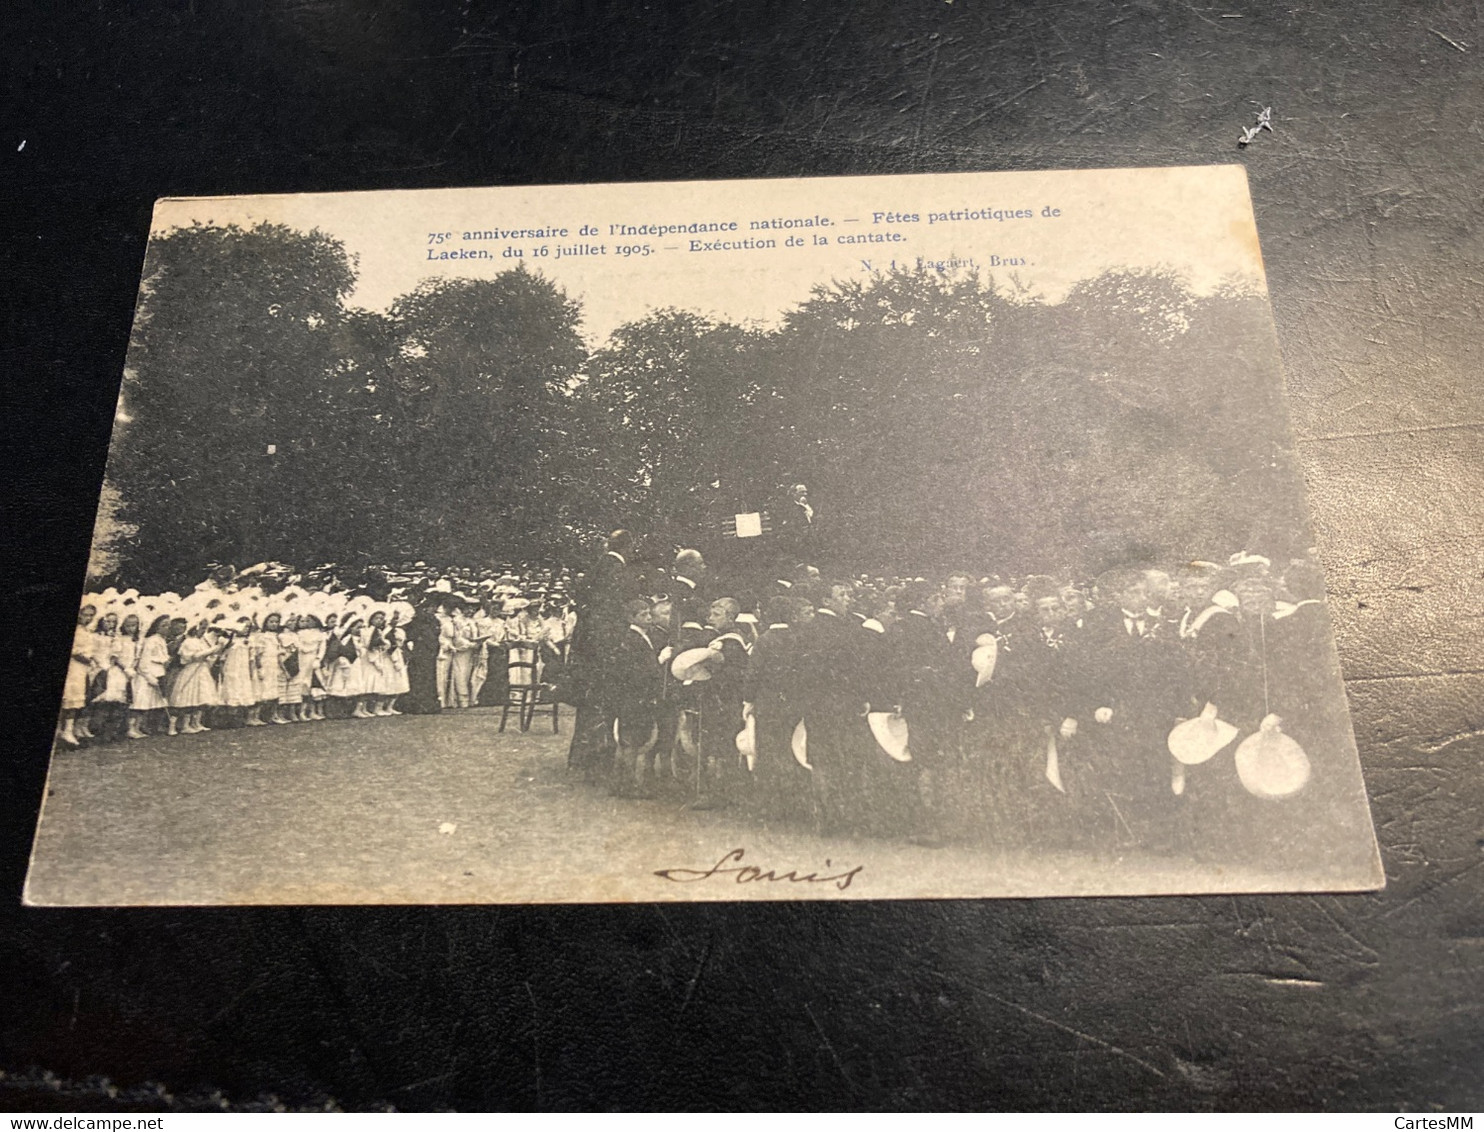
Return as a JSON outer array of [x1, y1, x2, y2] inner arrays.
[[26, 166, 1383, 903]]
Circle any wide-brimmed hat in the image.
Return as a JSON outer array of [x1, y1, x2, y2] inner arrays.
[[735, 716, 756, 759], [1167, 703, 1238, 765], [971, 638, 998, 687], [1234, 714, 1310, 799], [867, 711, 911, 762], [791, 720, 810, 769], [670, 647, 717, 682]]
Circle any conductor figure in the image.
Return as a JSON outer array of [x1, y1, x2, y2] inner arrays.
[[773, 483, 818, 568]]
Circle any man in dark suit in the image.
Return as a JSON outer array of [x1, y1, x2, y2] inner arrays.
[[1071, 567, 1190, 850], [891, 581, 969, 845], [772, 483, 818, 572], [668, 548, 710, 651], [692, 597, 752, 809], [800, 580, 873, 835], [743, 594, 813, 825], [566, 530, 639, 782], [611, 597, 663, 796]]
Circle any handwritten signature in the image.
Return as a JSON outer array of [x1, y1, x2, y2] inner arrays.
[[654, 848, 864, 892]]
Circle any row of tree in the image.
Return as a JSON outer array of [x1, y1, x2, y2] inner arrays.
[[97, 221, 1310, 589]]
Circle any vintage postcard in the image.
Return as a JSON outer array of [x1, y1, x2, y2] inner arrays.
[[26, 166, 1383, 904]]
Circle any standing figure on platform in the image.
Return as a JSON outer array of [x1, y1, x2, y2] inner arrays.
[[774, 483, 818, 572]]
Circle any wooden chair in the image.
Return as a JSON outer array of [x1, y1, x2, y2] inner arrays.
[[498, 641, 559, 733]]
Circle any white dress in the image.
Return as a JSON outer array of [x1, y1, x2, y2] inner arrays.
[[93, 631, 131, 705], [169, 635, 220, 709], [362, 627, 394, 696], [323, 630, 362, 698], [276, 630, 303, 704], [250, 631, 281, 703], [218, 635, 256, 707], [61, 624, 95, 710], [297, 627, 327, 700], [130, 633, 171, 711], [387, 626, 410, 696]]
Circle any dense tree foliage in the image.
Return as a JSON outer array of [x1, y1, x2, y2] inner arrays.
[[97, 222, 1311, 587]]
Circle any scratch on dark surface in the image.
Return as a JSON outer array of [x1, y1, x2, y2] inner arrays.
[[1419, 728, 1484, 755], [0, 1066, 341, 1113], [909, 35, 941, 169], [1384, 856, 1484, 920], [804, 1002, 860, 1091], [391, 1072, 453, 1094], [525, 980, 542, 1108], [966, 985, 1169, 1081], [938, 77, 1049, 140], [1429, 28, 1469, 52], [203, 973, 270, 1028], [1304, 897, 1382, 964], [1260, 976, 1327, 988], [1298, 420, 1484, 443], [679, 935, 714, 1017], [1346, 669, 1484, 683]]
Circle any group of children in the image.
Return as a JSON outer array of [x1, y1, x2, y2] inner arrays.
[[57, 585, 415, 746]]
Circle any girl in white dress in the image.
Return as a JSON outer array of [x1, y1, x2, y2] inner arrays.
[[252, 613, 287, 724], [128, 615, 172, 738], [115, 613, 143, 739], [57, 603, 98, 747], [217, 617, 257, 725], [316, 612, 341, 716], [296, 614, 328, 721], [169, 623, 224, 733], [386, 604, 412, 714], [325, 616, 364, 713], [89, 612, 131, 742], [363, 609, 396, 716], [277, 613, 306, 721], [350, 615, 379, 718]]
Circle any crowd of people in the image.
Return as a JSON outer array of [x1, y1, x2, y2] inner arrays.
[[60, 538, 1340, 857], [57, 562, 575, 746], [564, 532, 1340, 854]]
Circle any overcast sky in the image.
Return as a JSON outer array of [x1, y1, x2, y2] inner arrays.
[[152, 165, 1268, 346]]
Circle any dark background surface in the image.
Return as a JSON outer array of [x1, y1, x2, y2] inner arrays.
[[4, 0, 1482, 1111]]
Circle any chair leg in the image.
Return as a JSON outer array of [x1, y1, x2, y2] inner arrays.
[[498, 702, 509, 732]]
